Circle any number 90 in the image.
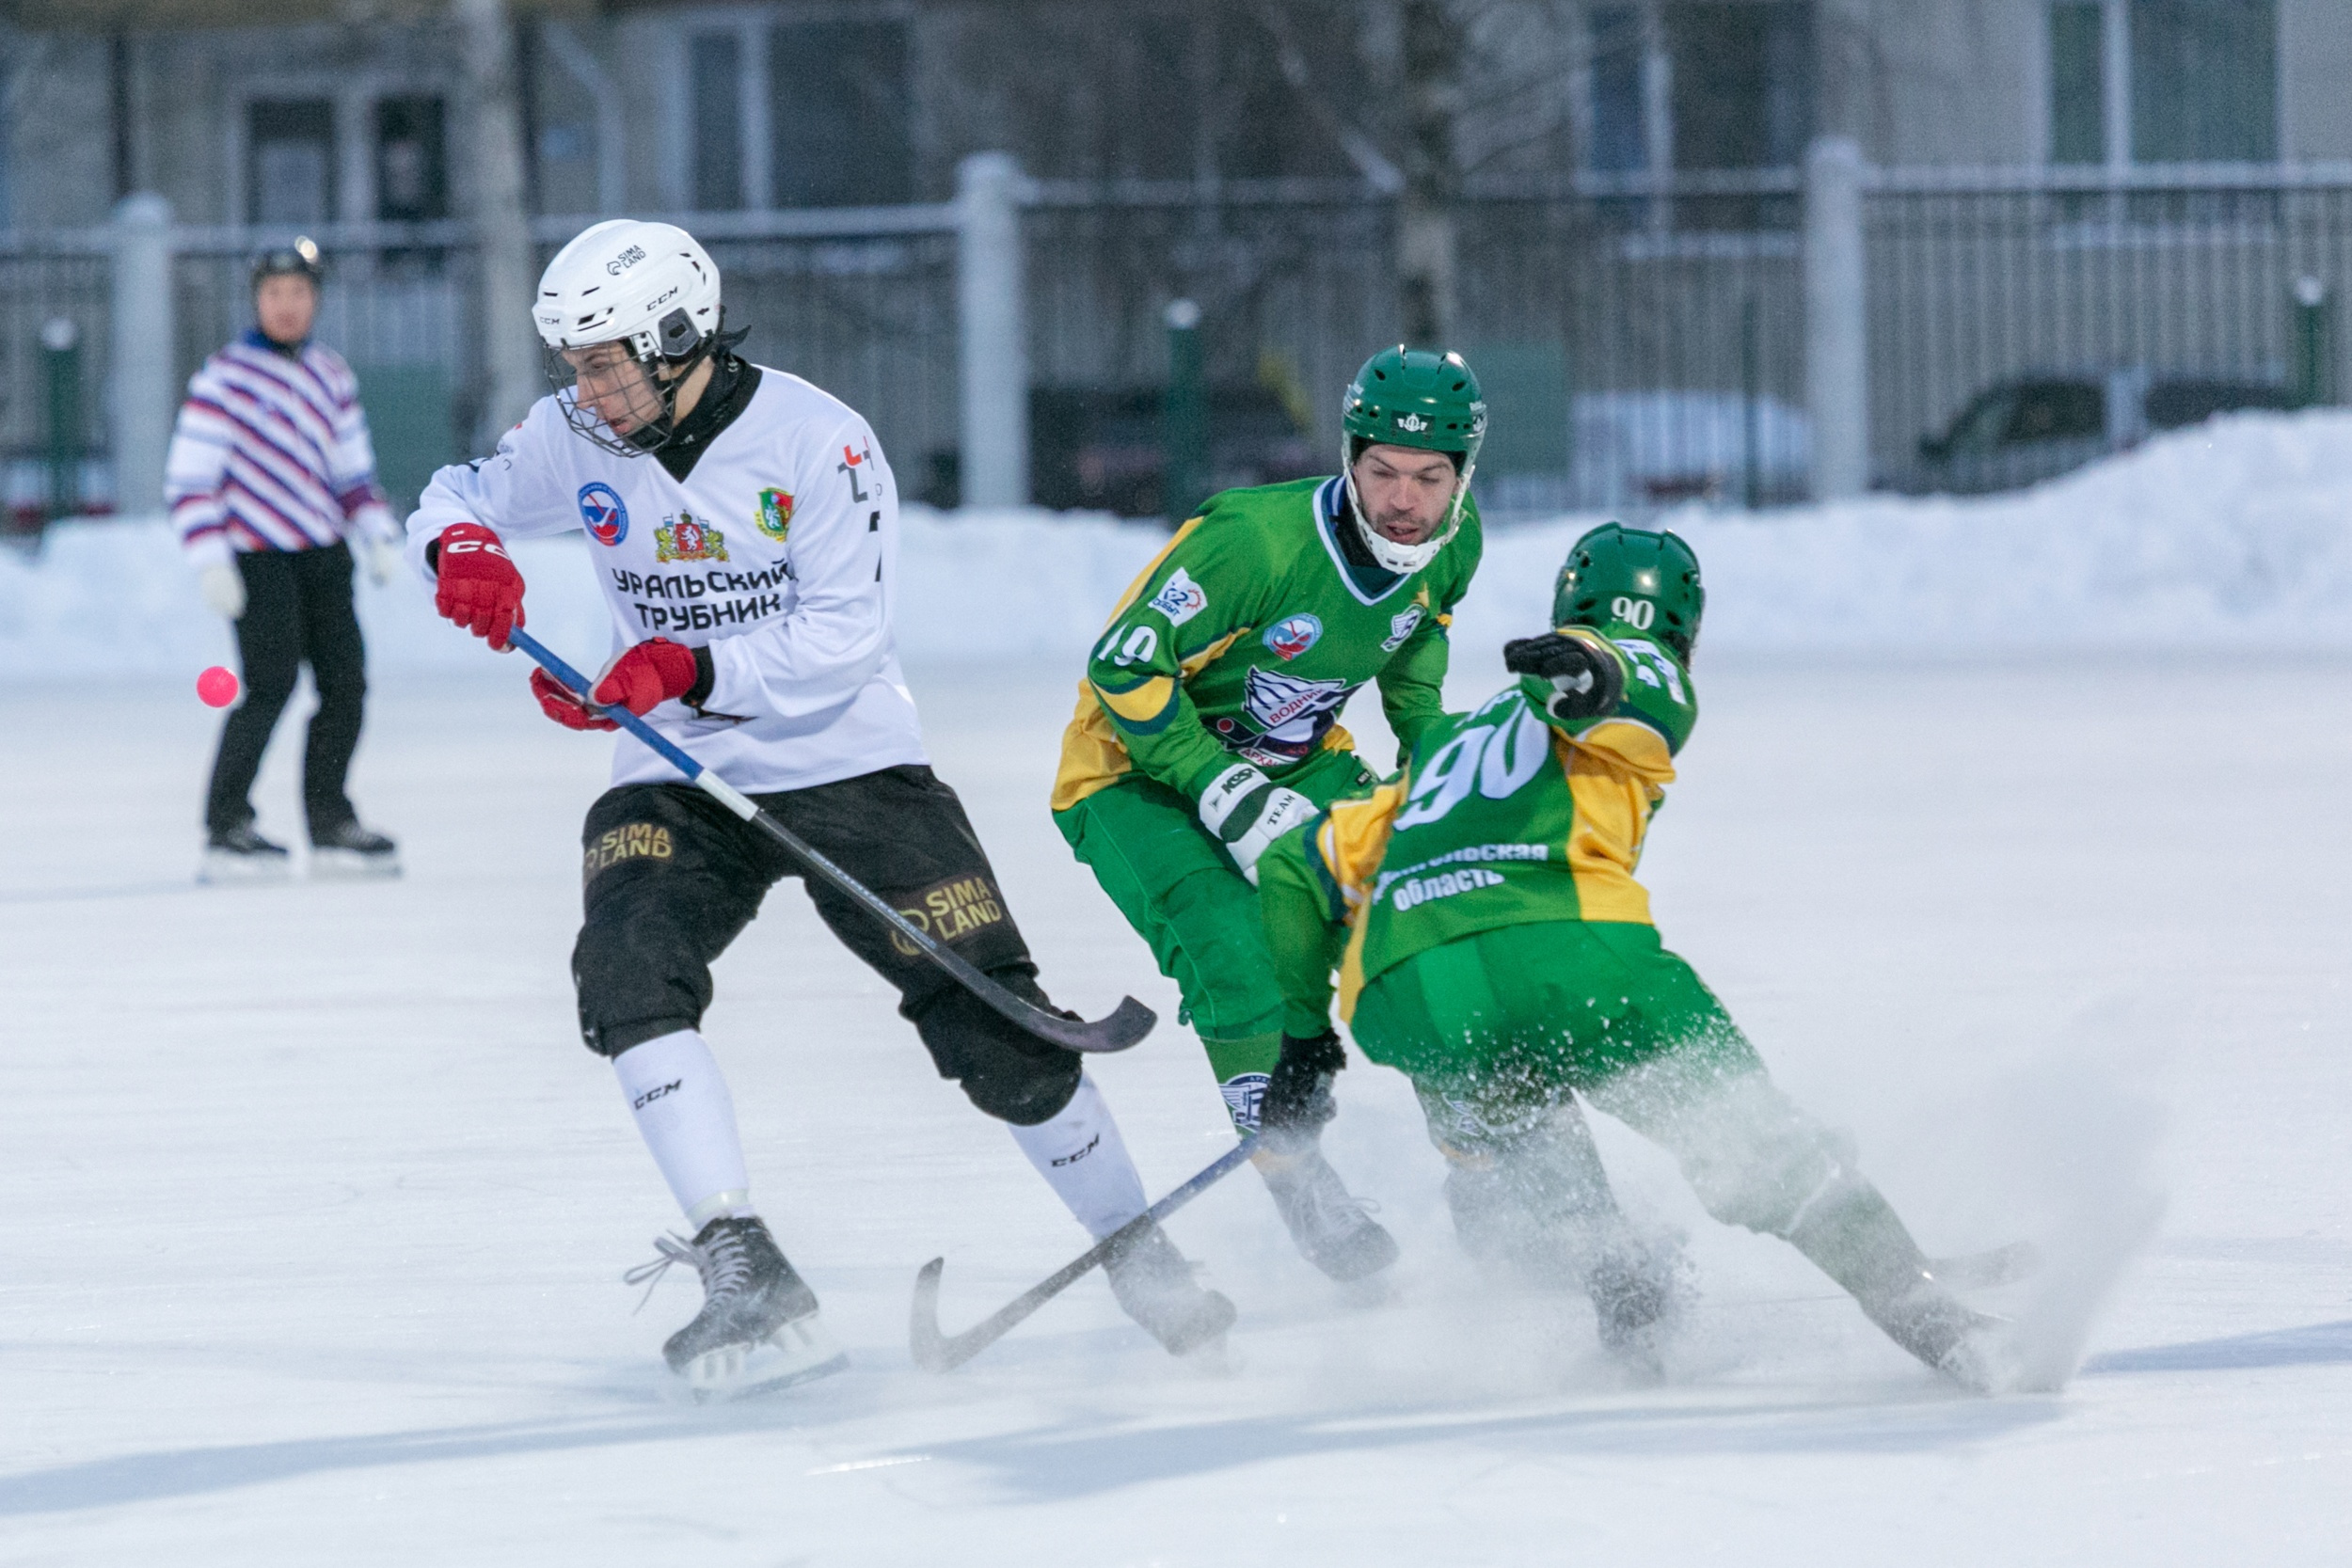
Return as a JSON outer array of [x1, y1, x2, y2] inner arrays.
[[1611, 594, 1655, 629]]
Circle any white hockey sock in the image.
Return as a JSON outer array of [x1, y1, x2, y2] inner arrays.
[[612, 1029, 755, 1230], [1008, 1074, 1150, 1241]]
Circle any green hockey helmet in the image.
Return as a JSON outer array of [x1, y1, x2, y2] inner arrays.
[[1551, 523, 1705, 660], [1340, 346, 1487, 573], [1342, 345, 1487, 463]]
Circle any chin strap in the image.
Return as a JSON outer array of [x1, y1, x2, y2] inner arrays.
[[1339, 457, 1474, 575]]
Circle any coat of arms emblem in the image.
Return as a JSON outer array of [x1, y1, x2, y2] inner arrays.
[[654, 512, 728, 562], [755, 487, 794, 542]]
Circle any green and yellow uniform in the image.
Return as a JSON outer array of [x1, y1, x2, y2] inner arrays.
[[1053, 474, 1482, 1124], [1256, 622, 1761, 1117]]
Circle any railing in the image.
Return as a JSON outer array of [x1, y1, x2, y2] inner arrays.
[[3, 155, 2345, 535]]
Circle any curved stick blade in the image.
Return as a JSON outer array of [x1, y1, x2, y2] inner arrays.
[[1024, 995, 1156, 1054], [910, 1257, 954, 1372]]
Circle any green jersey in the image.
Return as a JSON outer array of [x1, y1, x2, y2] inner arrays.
[[1052, 476, 1482, 812], [1258, 625, 1698, 1034]]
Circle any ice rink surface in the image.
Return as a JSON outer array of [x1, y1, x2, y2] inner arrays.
[[6, 650, 2350, 1565]]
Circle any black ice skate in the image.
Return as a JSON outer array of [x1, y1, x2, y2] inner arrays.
[[1103, 1220, 1235, 1355], [625, 1215, 847, 1399], [310, 819, 402, 879], [1254, 1142, 1400, 1283], [199, 822, 293, 883]]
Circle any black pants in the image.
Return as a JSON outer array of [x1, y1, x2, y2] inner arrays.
[[204, 542, 368, 837], [572, 767, 1084, 1126]]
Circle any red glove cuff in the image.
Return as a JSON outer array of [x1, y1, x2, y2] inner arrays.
[[434, 522, 526, 651]]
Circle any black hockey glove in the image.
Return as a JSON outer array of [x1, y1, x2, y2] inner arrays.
[[1262, 1029, 1347, 1139], [1503, 632, 1624, 721]]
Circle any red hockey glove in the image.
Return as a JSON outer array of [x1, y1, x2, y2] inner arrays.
[[591, 638, 702, 716], [433, 523, 526, 650], [530, 666, 617, 732]]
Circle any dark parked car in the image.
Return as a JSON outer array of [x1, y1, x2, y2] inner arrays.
[[1902, 370, 2291, 495], [1030, 384, 1318, 517]]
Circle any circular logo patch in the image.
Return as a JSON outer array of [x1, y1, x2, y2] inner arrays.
[[1263, 613, 1323, 661], [578, 483, 628, 546]]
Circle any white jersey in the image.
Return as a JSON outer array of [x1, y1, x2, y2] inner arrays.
[[408, 366, 929, 793]]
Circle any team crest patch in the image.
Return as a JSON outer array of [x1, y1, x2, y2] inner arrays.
[[578, 482, 628, 546], [1263, 613, 1323, 660], [1210, 667, 1354, 768], [1218, 1073, 1271, 1132], [1381, 604, 1425, 652], [755, 487, 794, 543], [1147, 567, 1208, 626], [654, 512, 728, 562]]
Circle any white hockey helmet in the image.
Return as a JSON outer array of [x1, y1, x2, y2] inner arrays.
[[533, 218, 723, 360]]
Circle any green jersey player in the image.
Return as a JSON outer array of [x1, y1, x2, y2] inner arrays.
[[1051, 347, 1486, 1283], [1254, 524, 2016, 1389]]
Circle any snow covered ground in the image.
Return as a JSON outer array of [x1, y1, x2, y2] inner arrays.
[[6, 414, 2352, 1562], [6, 645, 2350, 1565]]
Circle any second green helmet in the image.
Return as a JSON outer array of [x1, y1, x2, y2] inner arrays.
[[1552, 523, 1705, 660]]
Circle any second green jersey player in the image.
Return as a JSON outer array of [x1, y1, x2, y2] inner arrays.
[[1255, 524, 2020, 1390], [1052, 347, 1486, 1282]]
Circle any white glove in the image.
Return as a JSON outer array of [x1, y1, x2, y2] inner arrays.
[[199, 561, 246, 620], [359, 533, 402, 587], [1198, 762, 1317, 885]]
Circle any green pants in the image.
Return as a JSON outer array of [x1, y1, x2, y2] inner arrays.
[[1354, 921, 1861, 1242], [1056, 747, 1375, 1126]]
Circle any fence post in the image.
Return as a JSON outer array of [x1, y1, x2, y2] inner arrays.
[[1803, 136, 1868, 502], [41, 318, 83, 522], [456, 0, 543, 444], [2292, 277, 2335, 408], [1163, 299, 1206, 524], [958, 151, 1028, 510], [109, 192, 175, 520]]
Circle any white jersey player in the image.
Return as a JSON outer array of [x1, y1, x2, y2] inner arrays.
[[408, 219, 1232, 1396]]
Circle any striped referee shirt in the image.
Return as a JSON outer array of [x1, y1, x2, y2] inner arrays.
[[167, 329, 394, 568]]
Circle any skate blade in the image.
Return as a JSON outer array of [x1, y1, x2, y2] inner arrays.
[[198, 851, 294, 884], [684, 1313, 850, 1403], [309, 847, 403, 880]]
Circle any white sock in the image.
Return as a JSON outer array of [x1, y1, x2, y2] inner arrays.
[[612, 1029, 755, 1230], [1008, 1074, 1150, 1240]]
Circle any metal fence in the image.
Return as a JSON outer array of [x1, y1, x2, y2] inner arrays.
[[5, 162, 2348, 531], [1867, 168, 2352, 489]]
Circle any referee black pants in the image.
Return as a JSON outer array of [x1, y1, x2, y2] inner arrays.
[[204, 541, 369, 838]]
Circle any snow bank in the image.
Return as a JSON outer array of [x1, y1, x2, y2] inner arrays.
[[6, 408, 2348, 678]]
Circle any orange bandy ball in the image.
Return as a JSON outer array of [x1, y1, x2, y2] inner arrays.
[[197, 666, 241, 707]]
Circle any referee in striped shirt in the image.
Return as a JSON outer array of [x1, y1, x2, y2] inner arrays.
[[169, 239, 403, 879]]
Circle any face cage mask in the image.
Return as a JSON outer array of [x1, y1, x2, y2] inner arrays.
[[1340, 436, 1475, 575], [547, 342, 707, 458]]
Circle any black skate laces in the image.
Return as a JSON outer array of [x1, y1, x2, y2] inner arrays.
[[623, 1227, 755, 1315]]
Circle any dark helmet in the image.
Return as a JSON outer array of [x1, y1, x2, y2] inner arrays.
[[250, 236, 324, 292], [1552, 522, 1705, 660]]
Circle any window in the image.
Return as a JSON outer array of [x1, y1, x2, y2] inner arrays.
[[770, 20, 913, 207], [2046, 0, 2277, 166], [1587, 5, 1645, 173], [2048, 3, 2105, 165], [691, 31, 744, 211], [247, 100, 335, 225], [2131, 0, 2275, 163], [1666, 2, 1813, 171], [374, 97, 447, 222]]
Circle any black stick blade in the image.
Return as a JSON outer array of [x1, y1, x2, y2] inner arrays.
[[1021, 995, 1156, 1054]]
